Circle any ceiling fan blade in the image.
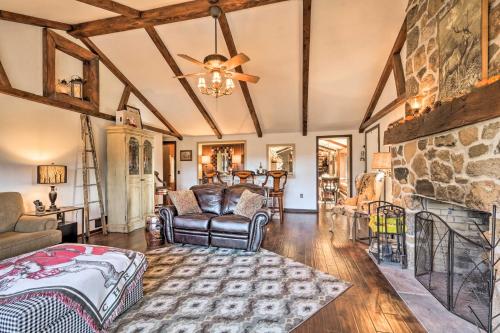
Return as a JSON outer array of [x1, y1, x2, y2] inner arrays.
[[221, 53, 250, 70], [228, 71, 260, 84], [177, 54, 205, 67], [173, 72, 206, 79]]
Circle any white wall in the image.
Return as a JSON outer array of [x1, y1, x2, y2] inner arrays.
[[175, 130, 364, 211], [0, 21, 163, 230]]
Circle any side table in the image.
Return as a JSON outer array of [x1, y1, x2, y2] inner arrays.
[[24, 206, 84, 243]]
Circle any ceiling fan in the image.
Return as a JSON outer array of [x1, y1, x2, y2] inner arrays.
[[174, 5, 260, 97]]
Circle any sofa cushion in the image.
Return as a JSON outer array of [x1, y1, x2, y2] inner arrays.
[[0, 192, 24, 233], [190, 184, 225, 215], [210, 215, 252, 234], [222, 184, 265, 215], [168, 190, 202, 215], [234, 190, 265, 219], [0, 230, 62, 260], [173, 213, 217, 232]]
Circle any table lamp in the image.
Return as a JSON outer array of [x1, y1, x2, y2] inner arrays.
[[232, 155, 242, 170], [37, 163, 67, 211]]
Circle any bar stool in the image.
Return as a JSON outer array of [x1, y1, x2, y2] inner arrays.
[[154, 171, 168, 207], [262, 170, 288, 222], [232, 170, 256, 184]]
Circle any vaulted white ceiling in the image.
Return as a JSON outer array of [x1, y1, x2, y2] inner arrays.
[[0, 0, 407, 136]]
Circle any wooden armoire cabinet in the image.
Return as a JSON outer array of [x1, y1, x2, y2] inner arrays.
[[106, 126, 155, 233]]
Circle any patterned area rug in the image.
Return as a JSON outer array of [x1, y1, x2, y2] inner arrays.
[[110, 244, 350, 333]]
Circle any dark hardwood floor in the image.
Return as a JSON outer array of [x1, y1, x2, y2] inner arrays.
[[89, 210, 426, 333]]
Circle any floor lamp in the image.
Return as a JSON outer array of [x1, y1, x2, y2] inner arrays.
[[371, 152, 392, 201]]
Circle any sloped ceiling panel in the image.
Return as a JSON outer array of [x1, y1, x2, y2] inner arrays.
[[308, 0, 407, 132], [92, 28, 214, 136], [225, 1, 302, 133]]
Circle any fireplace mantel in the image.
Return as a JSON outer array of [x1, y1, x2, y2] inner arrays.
[[384, 80, 500, 145]]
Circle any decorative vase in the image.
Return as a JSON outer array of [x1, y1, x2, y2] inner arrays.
[[145, 215, 164, 247]]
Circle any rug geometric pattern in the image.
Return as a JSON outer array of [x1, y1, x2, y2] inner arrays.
[[110, 244, 351, 333]]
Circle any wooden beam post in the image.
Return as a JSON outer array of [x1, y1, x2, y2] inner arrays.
[[69, 0, 289, 38], [79, 37, 183, 140], [392, 53, 406, 97], [42, 29, 56, 97], [302, 0, 312, 136], [75, 0, 141, 18], [117, 85, 131, 110], [144, 26, 222, 139], [0, 10, 72, 31], [0, 60, 11, 88], [218, 12, 263, 137]]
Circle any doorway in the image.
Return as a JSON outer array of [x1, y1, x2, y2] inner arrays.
[[316, 135, 352, 211], [163, 141, 176, 190]]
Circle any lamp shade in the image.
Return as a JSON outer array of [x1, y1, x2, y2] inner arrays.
[[371, 152, 392, 170], [201, 155, 211, 164], [37, 164, 67, 184], [232, 155, 242, 164]]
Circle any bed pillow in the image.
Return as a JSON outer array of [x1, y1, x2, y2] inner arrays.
[[168, 190, 202, 215], [234, 190, 265, 219]]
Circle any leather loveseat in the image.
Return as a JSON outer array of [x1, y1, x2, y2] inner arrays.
[[0, 192, 62, 260], [159, 183, 270, 251]]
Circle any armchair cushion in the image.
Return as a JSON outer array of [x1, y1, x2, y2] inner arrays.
[[0, 192, 24, 232], [233, 190, 265, 219], [15, 215, 58, 233]]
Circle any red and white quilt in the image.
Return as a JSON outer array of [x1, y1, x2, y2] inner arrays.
[[0, 244, 147, 331]]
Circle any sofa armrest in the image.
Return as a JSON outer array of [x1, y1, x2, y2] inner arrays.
[[15, 215, 58, 233], [159, 205, 177, 243], [247, 208, 270, 252]]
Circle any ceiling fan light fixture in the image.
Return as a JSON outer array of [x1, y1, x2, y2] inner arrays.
[[198, 77, 207, 89], [225, 78, 235, 90]]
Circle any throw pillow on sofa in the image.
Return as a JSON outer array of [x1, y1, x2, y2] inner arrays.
[[234, 190, 264, 219], [168, 190, 202, 215]]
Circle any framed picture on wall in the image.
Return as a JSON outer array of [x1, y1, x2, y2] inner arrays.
[[180, 150, 192, 161]]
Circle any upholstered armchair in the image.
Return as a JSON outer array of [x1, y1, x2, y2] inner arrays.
[[0, 192, 61, 260], [331, 172, 385, 239]]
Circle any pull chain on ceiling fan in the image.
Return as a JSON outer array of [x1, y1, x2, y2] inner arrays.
[[174, 4, 260, 98]]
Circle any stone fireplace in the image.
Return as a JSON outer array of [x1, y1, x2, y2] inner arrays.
[[386, 0, 500, 269]]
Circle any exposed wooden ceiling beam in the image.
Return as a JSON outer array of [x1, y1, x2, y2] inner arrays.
[[392, 53, 405, 97], [302, 0, 311, 136], [0, 60, 11, 87], [145, 26, 222, 139], [142, 124, 175, 136], [80, 36, 183, 140], [75, 0, 141, 18], [218, 12, 262, 137], [69, 0, 288, 38], [359, 96, 406, 132], [0, 10, 72, 31], [0, 85, 107, 118], [359, 18, 407, 132], [117, 85, 131, 110]]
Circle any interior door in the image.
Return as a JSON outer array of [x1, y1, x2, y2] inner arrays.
[[142, 138, 155, 217], [127, 135, 142, 227]]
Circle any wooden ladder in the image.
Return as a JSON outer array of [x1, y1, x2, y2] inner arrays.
[[80, 114, 108, 239]]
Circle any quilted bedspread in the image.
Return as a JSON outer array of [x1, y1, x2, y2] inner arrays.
[[0, 244, 147, 332]]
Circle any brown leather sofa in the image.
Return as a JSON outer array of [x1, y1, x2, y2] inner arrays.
[[159, 183, 270, 251], [0, 192, 62, 260]]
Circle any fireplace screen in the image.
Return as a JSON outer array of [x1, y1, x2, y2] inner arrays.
[[415, 211, 490, 328]]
